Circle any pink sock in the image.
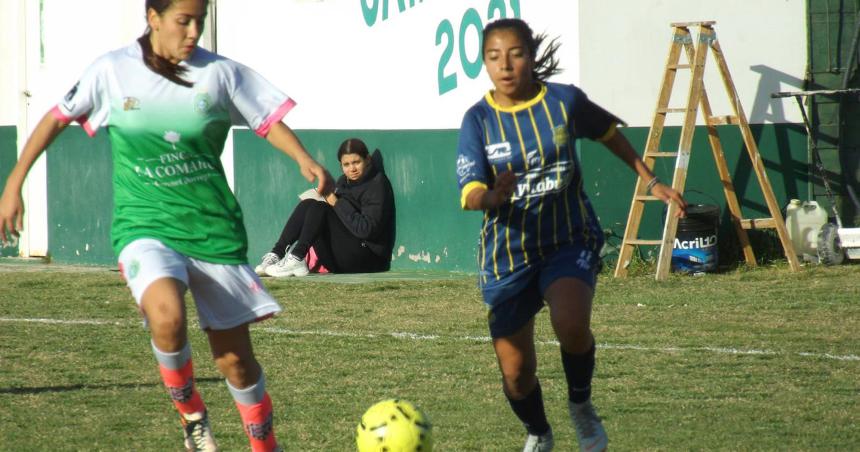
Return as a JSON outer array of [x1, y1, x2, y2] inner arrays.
[[235, 393, 277, 451], [157, 359, 206, 415]]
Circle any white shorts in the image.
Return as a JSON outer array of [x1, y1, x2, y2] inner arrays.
[[118, 238, 282, 331]]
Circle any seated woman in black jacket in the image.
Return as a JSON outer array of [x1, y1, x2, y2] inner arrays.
[[256, 138, 395, 277]]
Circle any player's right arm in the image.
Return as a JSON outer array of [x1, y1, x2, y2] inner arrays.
[[457, 107, 515, 211], [0, 111, 67, 243]]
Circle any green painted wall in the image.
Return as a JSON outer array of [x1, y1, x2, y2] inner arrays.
[[1, 125, 17, 257], [237, 124, 808, 271], [38, 124, 807, 270], [46, 128, 114, 265]]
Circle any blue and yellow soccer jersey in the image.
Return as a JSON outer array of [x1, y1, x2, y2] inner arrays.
[[456, 82, 620, 292]]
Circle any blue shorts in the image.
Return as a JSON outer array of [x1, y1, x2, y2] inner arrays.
[[483, 243, 600, 338]]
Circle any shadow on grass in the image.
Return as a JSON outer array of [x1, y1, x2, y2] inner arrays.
[[0, 377, 223, 395]]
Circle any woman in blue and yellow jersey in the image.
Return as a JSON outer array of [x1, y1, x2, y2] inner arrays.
[[0, 1, 332, 451], [456, 18, 687, 452]]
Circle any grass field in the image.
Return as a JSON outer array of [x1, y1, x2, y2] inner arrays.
[[0, 260, 858, 451]]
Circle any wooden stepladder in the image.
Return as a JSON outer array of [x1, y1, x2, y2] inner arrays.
[[613, 21, 801, 280]]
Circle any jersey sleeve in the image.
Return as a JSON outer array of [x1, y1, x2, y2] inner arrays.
[[51, 56, 111, 137], [456, 107, 490, 209], [569, 85, 625, 142], [225, 61, 296, 138]]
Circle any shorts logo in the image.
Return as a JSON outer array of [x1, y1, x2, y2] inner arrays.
[[127, 260, 140, 280], [576, 250, 593, 271], [193, 92, 212, 114], [123, 97, 141, 111], [553, 125, 569, 147], [485, 142, 512, 162]]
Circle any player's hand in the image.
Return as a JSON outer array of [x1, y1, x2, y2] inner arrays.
[[0, 188, 24, 245], [487, 170, 517, 209], [299, 158, 334, 197], [651, 183, 688, 218]]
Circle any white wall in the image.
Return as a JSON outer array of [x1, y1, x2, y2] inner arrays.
[[217, 0, 579, 129], [579, 0, 807, 127]]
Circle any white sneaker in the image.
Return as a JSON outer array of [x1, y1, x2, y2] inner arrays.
[[181, 410, 219, 452], [265, 254, 309, 277], [254, 252, 280, 276], [523, 427, 554, 451], [569, 400, 608, 452]]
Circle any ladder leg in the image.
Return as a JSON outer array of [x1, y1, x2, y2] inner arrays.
[[655, 28, 710, 280], [683, 34, 757, 267], [614, 28, 686, 278], [710, 37, 801, 271]]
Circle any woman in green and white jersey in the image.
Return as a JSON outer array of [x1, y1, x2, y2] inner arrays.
[[0, 1, 330, 450]]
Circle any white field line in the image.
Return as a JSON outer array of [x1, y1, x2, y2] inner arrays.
[[1, 317, 858, 362]]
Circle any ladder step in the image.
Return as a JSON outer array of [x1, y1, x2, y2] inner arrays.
[[657, 108, 688, 114], [667, 64, 692, 70], [626, 239, 664, 246], [741, 218, 776, 229], [708, 115, 739, 125], [634, 195, 662, 201], [644, 151, 679, 158]]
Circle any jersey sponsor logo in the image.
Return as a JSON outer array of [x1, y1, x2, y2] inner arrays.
[[512, 162, 572, 200], [553, 125, 569, 148], [123, 97, 141, 111], [485, 141, 512, 162]]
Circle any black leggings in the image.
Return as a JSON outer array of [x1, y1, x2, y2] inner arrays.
[[271, 199, 387, 273]]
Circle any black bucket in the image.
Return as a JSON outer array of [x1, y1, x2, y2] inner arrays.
[[672, 204, 720, 273]]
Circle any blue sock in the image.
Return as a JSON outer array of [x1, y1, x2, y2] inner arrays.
[[506, 381, 551, 435], [561, 341, 595, 404]]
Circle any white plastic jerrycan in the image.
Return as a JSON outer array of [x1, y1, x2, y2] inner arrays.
[[785, 199, 829, 261]]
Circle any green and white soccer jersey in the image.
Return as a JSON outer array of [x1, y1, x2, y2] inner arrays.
[[52, 42, 296, 263]]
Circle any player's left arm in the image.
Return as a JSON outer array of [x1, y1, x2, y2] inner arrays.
[[601, 131, 687, 216], [265, 122, 334, 196]]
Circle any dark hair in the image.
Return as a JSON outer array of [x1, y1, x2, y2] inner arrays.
[[482, 18, 562, 82], [138, 0, 209, 87], [337, 138, 371, 161]]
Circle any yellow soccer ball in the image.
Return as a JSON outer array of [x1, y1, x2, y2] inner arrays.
[[356, 399, 432, 452]]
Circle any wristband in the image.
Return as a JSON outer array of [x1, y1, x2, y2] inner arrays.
[[646, 176, 660, 193]]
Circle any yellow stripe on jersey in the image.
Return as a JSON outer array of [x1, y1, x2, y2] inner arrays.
[[541, 98, 561, 248], [559, 101, 575, 242], [598, 122, 618, 142], [511, 113, 530, 266], [480, 210, 489, 284], [494, 108, 507, 141], [487, 166, 498, 281], [502, 162, 515, 274], [460, 181, 488, 209], [527, 106, 547, 260]]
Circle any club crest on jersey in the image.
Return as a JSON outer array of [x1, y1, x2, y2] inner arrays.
[[193, 92, 212, 114], [553, 125, 569, 147], [485, 142, 512, 162], [123, 97, 141, 111]]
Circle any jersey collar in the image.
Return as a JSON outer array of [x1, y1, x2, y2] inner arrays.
[[485, 83, 547, 112]]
